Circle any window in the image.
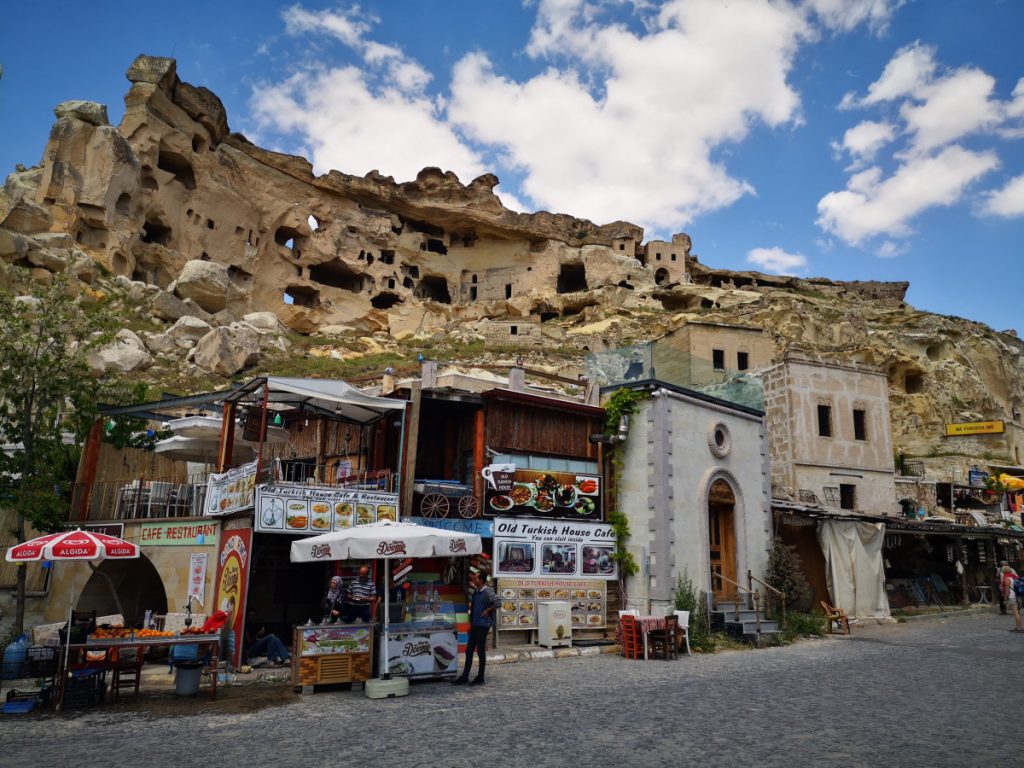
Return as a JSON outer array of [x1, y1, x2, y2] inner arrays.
[[656, 252, 662, 260], [853, 409, 867, 441], [619, 243, 625, 250], [737, 351, 749, 371], [712, 349, 725, 371], [510, 325, 518, 336], [505, 284, 512, 299], [817, 404, 832, 437], [839, 484, 856, 510], [671, 253, 676, 261]]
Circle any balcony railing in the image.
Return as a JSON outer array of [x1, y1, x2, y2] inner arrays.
[[71, 461, 399, 522]]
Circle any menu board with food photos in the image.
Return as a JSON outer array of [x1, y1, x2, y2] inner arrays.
[[484, 469, 600, 521], [496, 578, 606, 630], [255, 484, 398, 535], [206, 460, 259, 516]]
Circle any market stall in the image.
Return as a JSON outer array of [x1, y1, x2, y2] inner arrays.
[[290, 520, 482, 698]]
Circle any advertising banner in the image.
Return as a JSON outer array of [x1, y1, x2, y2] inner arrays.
[[188, 552, 208, 606], [493, 518, 617, 580], [298, 625, 372, 657], [206, 460, 259, 516], [255, 484, 399, 535], [483, 469, 601, 521], [407, 516, 494, 537], [385, 620, 458, 677], [214, 528, 252, 668], [497, 578, 607, 630]]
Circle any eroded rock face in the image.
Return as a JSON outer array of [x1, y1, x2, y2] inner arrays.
[[88, 329, 153, 375], [193, 324, 260, 376]]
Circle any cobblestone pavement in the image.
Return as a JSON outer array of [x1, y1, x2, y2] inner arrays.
[[3, 610, 1021, 767]]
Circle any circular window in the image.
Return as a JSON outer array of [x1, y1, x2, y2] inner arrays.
[[707, 422, 731, 458]]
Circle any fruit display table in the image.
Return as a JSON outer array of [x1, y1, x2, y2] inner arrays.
[[56, 634, 222, 709]]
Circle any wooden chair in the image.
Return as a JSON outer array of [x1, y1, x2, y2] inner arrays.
[[109, 647, 144, 699], [648, 615, 679, 660], [820, 601, 850, 634], [619, 614, 643, 660]]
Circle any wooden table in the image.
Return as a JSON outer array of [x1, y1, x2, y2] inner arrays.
[[56, 635, 222, 709], [616, 615, 667, 659]]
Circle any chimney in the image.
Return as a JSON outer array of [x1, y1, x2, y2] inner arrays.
[[422, 360, 438, 389], [508, 366, 525, 392]]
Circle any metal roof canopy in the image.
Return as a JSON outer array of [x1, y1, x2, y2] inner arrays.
[[99, 390, 233, 421], [224, 376, 406, 425]]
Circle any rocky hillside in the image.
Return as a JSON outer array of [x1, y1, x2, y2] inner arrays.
[[1, 55, 1021, 469]]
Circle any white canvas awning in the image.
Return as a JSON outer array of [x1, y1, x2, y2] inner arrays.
[[227, 376, 406, 425], [290, 520, 481, 563]]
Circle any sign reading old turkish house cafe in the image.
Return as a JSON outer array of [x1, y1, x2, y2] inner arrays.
[[493, 518, 617, 580]]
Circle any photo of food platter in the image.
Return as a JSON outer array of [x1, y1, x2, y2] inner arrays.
[[483, 470, 601, 520], [255, 487, 399, 535]]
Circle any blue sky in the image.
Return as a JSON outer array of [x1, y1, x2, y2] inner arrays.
[[2, 1, 1022, 333]]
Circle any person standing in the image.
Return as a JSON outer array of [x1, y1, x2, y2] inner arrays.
[[342, 565, 378, 623], [995, 560, 1008, 614], [453, 570, 500, 686], [998, 564, 1023, 632], [323, 575, 347, 623]]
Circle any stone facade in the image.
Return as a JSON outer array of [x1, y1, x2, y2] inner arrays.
[[762, 357, 898, 516], [613, 383, 771, 611], [651, 321, 774, 388]]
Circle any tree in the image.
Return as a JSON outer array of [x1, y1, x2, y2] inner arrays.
[[765, 537, 811, 612], [0, 269, 110, 634]]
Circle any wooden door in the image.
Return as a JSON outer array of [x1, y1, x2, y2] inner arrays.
[[708, 480, 737, 601]]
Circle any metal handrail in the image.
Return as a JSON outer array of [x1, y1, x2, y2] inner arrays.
[[710, 572, 762, 633], [748, 571, 787, 630]]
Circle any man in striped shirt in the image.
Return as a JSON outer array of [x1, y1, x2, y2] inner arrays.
[[341, 565, 378, 623]]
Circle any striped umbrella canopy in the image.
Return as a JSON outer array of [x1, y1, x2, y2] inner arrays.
[[5, 528, 140, 562]]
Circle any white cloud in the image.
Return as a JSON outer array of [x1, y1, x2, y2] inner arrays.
[[450, 0, 811, 230], [251, 67, 484, 183], [803, 0, 902, 34], [835, 120, 896, 164], [817, 145, 998, 244], [980, 174, 1024, 218], [900, 67, 1001, 154], [876, 240, 906, 258], [859, 41, 937, 106], [746, 247, 808, 274]]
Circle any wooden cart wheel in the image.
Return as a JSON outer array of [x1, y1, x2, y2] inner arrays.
[[420, 493, 450, 518], [457, 495, 479, 519]]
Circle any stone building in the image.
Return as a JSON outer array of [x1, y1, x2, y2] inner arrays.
[[761, 356, 898, 516], [651, 321, 774, 389], [607, 380, 771, 611]]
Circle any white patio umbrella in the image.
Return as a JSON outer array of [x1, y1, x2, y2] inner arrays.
[[290, 520, 482, 698]]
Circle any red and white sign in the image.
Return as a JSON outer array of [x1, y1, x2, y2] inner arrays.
[[188, 552, 209, 607], [5, 529, 140, 562]]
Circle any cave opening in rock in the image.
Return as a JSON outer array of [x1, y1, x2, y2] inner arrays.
[[192, 134, 207, 153], [654, 268, 670, 286], [308, 259, 365, 293], [404, 218, 445, 238], [115, 193, 132, 217], [557, 263, 588, 294], [540, 311, 559, 323], [403, 277, 414, 289], [139, 166, 159, 191], [617, 281, 634, 290], [426, 238, 448, 255], [141, 220, 172, 246], [157, 148, 197, 190], [227, 265, 254, 287], [415, 275, 451, 304], [75, 221, 107, 251], [904, 372, 924, 394], [380, 249, 395, 265], [371, 292, 402, 310], [284, 285, 320, 308]]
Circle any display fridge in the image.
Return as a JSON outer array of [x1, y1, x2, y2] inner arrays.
[[536, 600, 572, 648], [385, 619, 459, 678], [292, 623, 374, 688]]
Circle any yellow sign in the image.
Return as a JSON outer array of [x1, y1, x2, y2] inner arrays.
[[945, 420, 1004, 436]]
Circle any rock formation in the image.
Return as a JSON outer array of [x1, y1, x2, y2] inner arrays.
[[1, 55, 1021, 468]]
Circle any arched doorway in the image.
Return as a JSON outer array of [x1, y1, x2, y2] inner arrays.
[[654, 267, 670, 286], [708, 479, 737, 601], [77, 555, 167, 625]]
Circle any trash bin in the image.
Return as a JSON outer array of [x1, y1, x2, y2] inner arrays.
[[174, 661, 203, 696]]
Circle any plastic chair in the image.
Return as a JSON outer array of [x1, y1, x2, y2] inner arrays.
[[820, 601, 850, 634], [619, 615, 643, 660], [648, 615, 679, 660], [673, 610, 692, 655]]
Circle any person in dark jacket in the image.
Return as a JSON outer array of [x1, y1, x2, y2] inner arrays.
[[452, 570, 500, 686]]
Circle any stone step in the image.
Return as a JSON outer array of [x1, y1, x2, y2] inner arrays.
[[724, 620, 780, 637]]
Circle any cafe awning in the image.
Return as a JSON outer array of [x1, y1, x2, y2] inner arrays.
[[226, 376, 407, 424]]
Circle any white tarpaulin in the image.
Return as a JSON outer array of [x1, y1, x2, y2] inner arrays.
[[817, 519, 891, 620], [289, 520, 482, 562]]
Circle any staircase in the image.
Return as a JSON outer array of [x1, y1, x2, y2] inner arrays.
[[710, 595, 782, 646]]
